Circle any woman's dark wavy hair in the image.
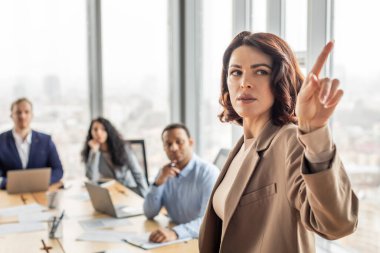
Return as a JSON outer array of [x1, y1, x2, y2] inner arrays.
[[218, 31, 304, 126], [81, 117, 128, 167]]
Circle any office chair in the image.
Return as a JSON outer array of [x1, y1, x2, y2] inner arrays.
[[125, 139, 150, 186], [213, 148, 230, 171]]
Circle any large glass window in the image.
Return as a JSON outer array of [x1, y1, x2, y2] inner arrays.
[[285, 0, 307, 73], [329, 1, 380, 252], [102, 0, 170, 180], [200, 0, 233, 163], [0, 0, 89, 179], [252, 0, 307, 71], [251, 0, 267, 32]]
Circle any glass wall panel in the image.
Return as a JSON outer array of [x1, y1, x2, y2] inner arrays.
[[251, 0, 267, 32], [0, 0, 89, 179], [327, 1, 380, 252], [102, 0, 170, 179], [200, 0, 233, 162], [285, 0, 307, 72]]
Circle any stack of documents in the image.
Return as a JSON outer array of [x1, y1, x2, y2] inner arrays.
[[0, 203, 46, 217], [79, 217, 133, 231], [0, 222, 45, 236], [0, 204, 52, 236], [19, 211, 54, 222], [77, 230, 133, 243]]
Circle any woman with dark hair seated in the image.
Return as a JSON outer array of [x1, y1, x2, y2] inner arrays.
[[81, 117, 148, 197]]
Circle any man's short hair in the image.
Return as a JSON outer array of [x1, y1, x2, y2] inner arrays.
[[161, 123, 191, 139], [11, 97, 33, 112]]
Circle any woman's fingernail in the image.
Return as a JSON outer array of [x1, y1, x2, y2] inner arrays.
[[320, 95, 327, 104]]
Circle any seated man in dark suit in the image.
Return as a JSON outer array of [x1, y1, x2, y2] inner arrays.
[[0, 98, 63, 189]]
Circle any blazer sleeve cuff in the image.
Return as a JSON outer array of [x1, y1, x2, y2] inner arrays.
[[297, 125, 335, 163]]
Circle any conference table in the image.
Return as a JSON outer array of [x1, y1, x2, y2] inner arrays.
[[0, 181, 199, 253]]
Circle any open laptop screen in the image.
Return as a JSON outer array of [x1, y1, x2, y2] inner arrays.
[[6, 168, 51, 194]]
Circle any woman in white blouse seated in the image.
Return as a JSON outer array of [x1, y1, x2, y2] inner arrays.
[[81, 117, 148, 197]]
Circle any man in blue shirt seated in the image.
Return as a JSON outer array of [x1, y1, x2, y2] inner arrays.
[[143, 123, 219, 243], [0, 98, 64, 189]]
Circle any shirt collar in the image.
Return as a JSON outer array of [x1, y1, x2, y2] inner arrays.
[[12, 129, 32, 145], [177, 153, 197, 178]]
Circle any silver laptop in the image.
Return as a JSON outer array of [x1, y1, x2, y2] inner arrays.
[[6, 168, 51, 194], [85, 182, 143, 218]]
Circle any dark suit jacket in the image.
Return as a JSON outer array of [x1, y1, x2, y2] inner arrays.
[[0, 130, 63, 189], [199, 123, 358, 253]]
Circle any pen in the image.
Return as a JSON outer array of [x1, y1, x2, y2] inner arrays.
[[49, 217, 57, 237], [51, 210, 65, 236], [58, 210, 65, 221]]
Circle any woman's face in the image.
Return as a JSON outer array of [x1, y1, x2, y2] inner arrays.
[[90, 121, 108, 144], [227, 45, 274, 122]]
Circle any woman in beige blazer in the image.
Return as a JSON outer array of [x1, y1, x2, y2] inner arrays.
[[199, 32, 358, 253]]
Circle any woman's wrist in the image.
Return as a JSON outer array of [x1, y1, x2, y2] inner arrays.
[[89, 149, 99, 155], [154, 178, 165, 186], [298, 120, 325, 134]]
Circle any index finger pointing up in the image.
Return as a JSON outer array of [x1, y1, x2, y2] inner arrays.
[[310, 41, 334, 77]]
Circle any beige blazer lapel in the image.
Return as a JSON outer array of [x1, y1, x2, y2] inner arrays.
[[220, 122, 282, 241], [201, 122, 281, 248], [199, 136, 244, 251], [221, 142, 260, 239]]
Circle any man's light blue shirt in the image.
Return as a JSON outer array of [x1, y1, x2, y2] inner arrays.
[[143, 154, 219, 239]]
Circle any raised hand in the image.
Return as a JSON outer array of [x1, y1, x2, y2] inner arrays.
[[296, 41, 344, 132]]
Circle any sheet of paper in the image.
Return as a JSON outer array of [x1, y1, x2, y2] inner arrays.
[[124, 232, 192, 250], [78, 228, 190, 249], [0, 204, 46, 217], [0, 222, 45, 235], [18, 211, 54, 222], [76, 230, 132, 243], [67, 191, 89, 201], [79, 217, 133, 231], [99, 180, 116, 187], [117, 205, 143, 215]]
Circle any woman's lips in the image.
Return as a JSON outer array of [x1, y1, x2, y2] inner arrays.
[[237, 94, 257, 103]]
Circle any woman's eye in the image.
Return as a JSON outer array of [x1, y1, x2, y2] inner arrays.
[[256, 69, 269, 75], [229, 70, 242, 76]]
